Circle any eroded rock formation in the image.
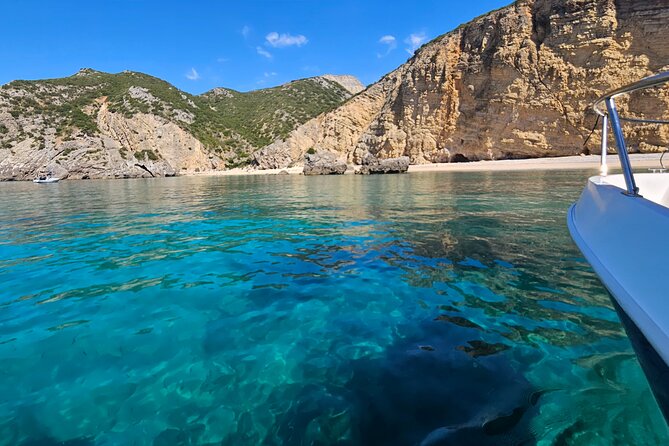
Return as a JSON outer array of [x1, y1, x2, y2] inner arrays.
[[0, 99, 218, 180], [302, 151, 348, 175], [357, 156, 410, 174], [255, 0, 669, 168]]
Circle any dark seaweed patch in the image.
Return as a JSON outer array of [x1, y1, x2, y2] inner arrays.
[[457, 340, 510, 358]]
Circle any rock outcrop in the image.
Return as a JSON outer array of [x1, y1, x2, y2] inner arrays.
[[320, 75, 366, 95], [0, 99, 218, 181], [255, 0, 669, 168], [357, 156, 410, 174], [0, 71, 362, 180], [302, 151, 347, 175]]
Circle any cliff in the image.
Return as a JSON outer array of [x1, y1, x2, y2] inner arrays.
[[255, 0, 669, 169], [0, 71, 358, 180]]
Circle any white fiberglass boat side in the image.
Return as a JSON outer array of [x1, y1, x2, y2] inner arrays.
[[33, 177, 60, 183], [569, 174, 669, 363], [568, 71, 669, 424]]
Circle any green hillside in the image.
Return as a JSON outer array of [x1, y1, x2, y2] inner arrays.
[[0, 69, 353, 167]]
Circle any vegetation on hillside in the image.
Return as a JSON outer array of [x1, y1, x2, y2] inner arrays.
[[0, 69, 353, 166], [202, 78, 350, 147]]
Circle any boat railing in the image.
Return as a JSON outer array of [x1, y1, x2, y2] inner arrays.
[[592, 71, 669, 196]]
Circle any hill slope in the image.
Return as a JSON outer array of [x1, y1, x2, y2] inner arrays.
[[0, 70, 358, 179], [255, 0, 669, 169]]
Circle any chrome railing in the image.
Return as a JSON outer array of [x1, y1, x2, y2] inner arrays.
[[592, 71, 669, 196]]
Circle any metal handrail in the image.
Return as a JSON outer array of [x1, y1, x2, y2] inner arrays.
[[592, 71, 669, 195], [593, 71, 669, 117]]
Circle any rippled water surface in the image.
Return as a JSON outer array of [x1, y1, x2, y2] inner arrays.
[[1, 171, 667, 445]]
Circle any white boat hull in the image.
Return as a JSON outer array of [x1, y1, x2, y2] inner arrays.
[[568, 173, 669, 420], [33, 178, 60, 183]]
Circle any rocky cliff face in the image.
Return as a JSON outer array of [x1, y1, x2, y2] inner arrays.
[[320, 75, 366, 95], [0, 100, 216, 181], [0, 71, 359, 180], [255, 0, 669, 169]]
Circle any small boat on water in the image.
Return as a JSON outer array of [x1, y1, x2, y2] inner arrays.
[[568, 71, 669, 423], [33, 177, 60, 183], [33, 173, 60, 183]]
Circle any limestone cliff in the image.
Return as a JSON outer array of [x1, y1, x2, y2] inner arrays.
[[320, 75, 366, 95], [0, 71, 358, 180], [255, 0, 669, 169]]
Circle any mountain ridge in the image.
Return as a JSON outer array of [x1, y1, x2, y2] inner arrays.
[[0, 69, 362, 180]]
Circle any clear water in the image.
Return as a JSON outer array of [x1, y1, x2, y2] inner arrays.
[[0, 171, 667, 446]]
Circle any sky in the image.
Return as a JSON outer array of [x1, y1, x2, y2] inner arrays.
[[0, 0, 511, 94]]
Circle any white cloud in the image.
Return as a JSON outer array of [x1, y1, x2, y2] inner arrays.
[[264, 71, 277, 78], [379, 35, 396, 45], [256, 46, 272, 59], [241, 25, 251, 39], [377, 34, 397, 58], [265, 32, 308, 48], [405, 32, 427, 55], [185, 68, 200, 81]]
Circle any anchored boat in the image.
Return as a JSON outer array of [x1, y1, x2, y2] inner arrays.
[[32, 177, 60, 184], [568, 72, 669, 423], [33, 172, 60, 183]]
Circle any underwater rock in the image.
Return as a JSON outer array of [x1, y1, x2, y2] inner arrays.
[[482, 406, 526, 435], [552, 419, 586, 444], [153, 429, 188, 446], [419, 407, 531, 446], [434, 314, 482, 330], [457, 340, 510, 358], [345, 337, 536, 445]]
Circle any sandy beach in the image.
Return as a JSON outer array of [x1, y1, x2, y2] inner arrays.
[[196, 153, 667, 177], [407, 153, 665, 173]]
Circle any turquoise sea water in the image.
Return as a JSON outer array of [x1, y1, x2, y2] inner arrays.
[[0, 171, 667, 445]]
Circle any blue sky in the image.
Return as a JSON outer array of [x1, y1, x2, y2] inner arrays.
[[0, 0, 510, 94]]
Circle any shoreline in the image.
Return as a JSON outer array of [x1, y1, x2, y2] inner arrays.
[[407, 153, 664, 173], [196, 153, 665, 177], [5, 154, 666, 182]]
